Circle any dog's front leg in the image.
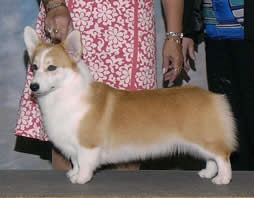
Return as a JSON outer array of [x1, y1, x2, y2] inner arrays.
[[66, 155, 79, 179], [69, 147, 100, 184]]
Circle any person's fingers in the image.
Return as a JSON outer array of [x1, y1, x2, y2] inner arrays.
[[58, 21, 73, 41], [163, 56, 171, 74], [50, 28, 61, 44], [45, 23, 66, 43], [182, 44, 188, 59], [183, 47, 190, 71], [44, 22, 54, 39], [44, 19, 59, 42], [164, 66, 182, 82], [184, 59, 191, 72], [164, 70, 174, 81], [163, 38, 183, 83], [44, 26, 51, 39], [164, 53, 182, 82], [54, 28, 62, 40], [183, 52, 187, 67], [164, 70, 177, 82], [45, 17, 55, 35], [45, 14, 72, 42], [183, 50, 188, 70], [188, 45, 196, 61], [172, 57, 183, 73]]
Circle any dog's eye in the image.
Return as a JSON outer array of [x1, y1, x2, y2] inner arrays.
[[31, 64, 38, 71], [47, 65, 57, 71]]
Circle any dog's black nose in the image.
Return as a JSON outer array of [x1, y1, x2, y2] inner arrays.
[[30, 83, 40, 92]]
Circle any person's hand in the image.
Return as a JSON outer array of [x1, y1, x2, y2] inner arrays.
[[182, 37, 195, 72], [163, 38, 184, 83], [44, 6, 73, 43]]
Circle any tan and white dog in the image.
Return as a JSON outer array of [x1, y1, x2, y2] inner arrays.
[[24, 26, 237, 185]]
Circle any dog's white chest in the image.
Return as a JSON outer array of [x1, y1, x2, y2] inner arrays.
[[39, 92, 90, 156]]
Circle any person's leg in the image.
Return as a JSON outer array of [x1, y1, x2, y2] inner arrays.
[[230, 40, 254, 170], [205, 39, 234, 96], [52, 149, 72, 170], [205, 38, 248, 170]]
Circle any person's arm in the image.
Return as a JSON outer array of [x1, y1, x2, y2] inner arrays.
[[162, 0, 184, 83], [182, 0, 196, 73], [42, 0, 65, 8], [162, 0, 184, 33], [42, 0, 73, 43]]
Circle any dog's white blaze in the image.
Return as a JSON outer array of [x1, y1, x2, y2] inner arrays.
[[31, 47, 55, 94], [40, 47, 54, 68]]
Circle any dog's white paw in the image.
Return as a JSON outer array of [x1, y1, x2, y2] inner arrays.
[[212, 175, 231, 185], [199, 160, 218, 179], [66, 169, 78, 179], [198, 168, 216, 179], [69, 171, 92, 184]]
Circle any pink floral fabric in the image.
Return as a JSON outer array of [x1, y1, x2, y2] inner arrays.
[[15, 0, 156, 141]]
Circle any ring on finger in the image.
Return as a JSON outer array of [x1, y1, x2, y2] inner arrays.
[[174, 67, 182, 72], [53, 29, 59, 34]]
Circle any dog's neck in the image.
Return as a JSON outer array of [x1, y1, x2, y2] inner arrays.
[[76, 60, 93, 86], [38, 60, 93, 103], [60, 60, 93, 96]]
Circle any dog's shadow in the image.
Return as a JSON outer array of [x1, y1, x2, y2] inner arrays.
[[141, 155, 204, 170]]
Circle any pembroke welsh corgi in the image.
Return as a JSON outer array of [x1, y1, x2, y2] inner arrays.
[[24, 26, 237, 185]]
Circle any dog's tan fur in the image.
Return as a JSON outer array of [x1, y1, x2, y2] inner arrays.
[[79, 83, 236, 158], [24, 26, 237, 185]]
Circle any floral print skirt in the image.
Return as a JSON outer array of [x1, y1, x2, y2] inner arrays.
[[15, 0, 156, 141]]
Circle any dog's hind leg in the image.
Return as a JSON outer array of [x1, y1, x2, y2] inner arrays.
[[211, 154, 232, 185], [198, 160, 217, 179], [195, 142, 232, 184]]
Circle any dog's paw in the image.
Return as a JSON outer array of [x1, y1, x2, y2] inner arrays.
[[67, 169, 78, 179], [69, 171, 93, 184], [212, 175, 231, 185], [198, 168, 216, 179]]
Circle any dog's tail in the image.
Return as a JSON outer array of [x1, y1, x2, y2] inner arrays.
[[214, 94, 238, 152]]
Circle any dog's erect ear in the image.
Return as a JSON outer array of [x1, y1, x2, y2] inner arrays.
[[63, 30, 82, 62], [24, 26, 41, 58]]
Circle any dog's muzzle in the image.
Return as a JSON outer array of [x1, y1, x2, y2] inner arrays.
[[30, 83, 40, 92]]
